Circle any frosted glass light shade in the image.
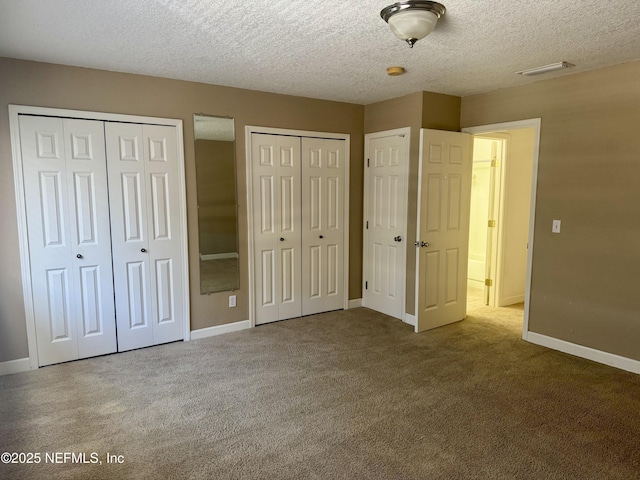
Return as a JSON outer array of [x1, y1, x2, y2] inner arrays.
[[387, 9, 438, 42]]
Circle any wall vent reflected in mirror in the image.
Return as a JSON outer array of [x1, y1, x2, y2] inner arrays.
[[194, 114, 240, 294]]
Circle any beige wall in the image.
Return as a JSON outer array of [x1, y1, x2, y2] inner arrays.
[[462, 61, 640, 361], [364, 91, 461, 315], [0, 57, 364, 362]]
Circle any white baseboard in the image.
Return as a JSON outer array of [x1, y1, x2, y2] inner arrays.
[[190, 320, 251, 340], [348, 298, 362, 309], [499, 294, 525, 307], [200, 252, 238, 261], [0, 357, 31, 376], [403, 313, 417, 327], [526, 331, 640, 375]]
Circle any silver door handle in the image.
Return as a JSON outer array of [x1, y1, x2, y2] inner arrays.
[[76, 254, 83, 259]]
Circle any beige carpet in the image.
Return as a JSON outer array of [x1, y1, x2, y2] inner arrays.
[[1, 306, 639, 479]]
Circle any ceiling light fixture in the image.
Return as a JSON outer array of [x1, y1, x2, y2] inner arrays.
[[381, 1, 446, 48], [516, 62, 575, 76]]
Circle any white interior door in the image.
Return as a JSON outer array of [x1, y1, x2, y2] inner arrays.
[[20, 115, 117, 366], [252, 133, 302, 324], [416, 129, 472, 332], [362, 131, 409, 319], [106, 122, 184, 350], [301, 137, 345, 316]]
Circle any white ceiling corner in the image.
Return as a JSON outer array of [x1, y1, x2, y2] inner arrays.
[[0, 0, 639, 105]]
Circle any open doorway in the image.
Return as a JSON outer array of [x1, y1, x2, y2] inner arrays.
[[464, 126, 537, 330]]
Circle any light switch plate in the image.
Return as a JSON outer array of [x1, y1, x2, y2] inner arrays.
[[229, 295, 236, 308], [552, 219, 561, 233]]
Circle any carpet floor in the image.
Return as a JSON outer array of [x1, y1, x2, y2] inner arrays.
[[1, 306, 639, 479]]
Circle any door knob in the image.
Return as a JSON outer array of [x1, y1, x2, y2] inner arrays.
[[76, 254, 83, 259], [319, 235, 324, 239], [394, 236, 402, 242], [141, 248, 147, 253], [421, 241, 429, 248], [280, 237, 285, 242]]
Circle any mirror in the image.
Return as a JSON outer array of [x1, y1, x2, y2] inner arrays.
[[194, 114, 240, 294]]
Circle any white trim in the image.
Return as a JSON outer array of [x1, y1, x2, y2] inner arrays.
[[0, 358, 32, 376], [403, 313, 416, 327], [526, 332, 640, 375], [9, 106, 40, 370], [200, 252, 238, 261], [8, 105, 191, 369], [499, 294, 525, 307], [362, 128, 410, 321], [462, 118, 541, 341], [348, 298, 362, 309], [414, 130, 426, 333], [245, 125, 350, 327], [190, 320, 251, 340]]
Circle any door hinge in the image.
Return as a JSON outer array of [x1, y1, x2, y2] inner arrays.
[[485, 278, 493, 287], [367, 158, 370, 167], [491, 159, 498, 167], [488, 220, 496, 228], [365, 281, 368, 290], [366, 221, 369, 229]]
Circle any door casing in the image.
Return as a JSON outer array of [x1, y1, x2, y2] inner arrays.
[[462, 119, 541, 340]]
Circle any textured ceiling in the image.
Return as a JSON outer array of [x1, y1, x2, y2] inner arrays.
[[1, 0, 640, 105]]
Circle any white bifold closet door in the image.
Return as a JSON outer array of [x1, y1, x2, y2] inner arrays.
[[301, 137, 345, 316], [252, 133, 346, 325], [105, 123, 185, 351], [20, 116, 117, 366]]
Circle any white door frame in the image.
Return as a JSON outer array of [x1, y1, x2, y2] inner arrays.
[[462, 118, 541, 340], [9, 104, 191, 370], [362, 127, 410, 323], [245, 125, 350, 327]]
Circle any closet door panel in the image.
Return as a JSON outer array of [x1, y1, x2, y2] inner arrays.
[[20, 116, 77, 366], [64, 119, 117, 358], [301, 138, 345, 316], [20, 116, 116, 366], [142, 124, 184, 344], [276, 137, 302, 320], [106, 122, 154, 351], [252, 134, 302, 324], [252, 134, 278, 324]]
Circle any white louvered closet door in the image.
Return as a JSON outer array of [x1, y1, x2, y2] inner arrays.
[[301, 137, 346, 316], [252, 133, 302, 324], [20, 116, 117, 366], [106, 123, 184, 351]]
